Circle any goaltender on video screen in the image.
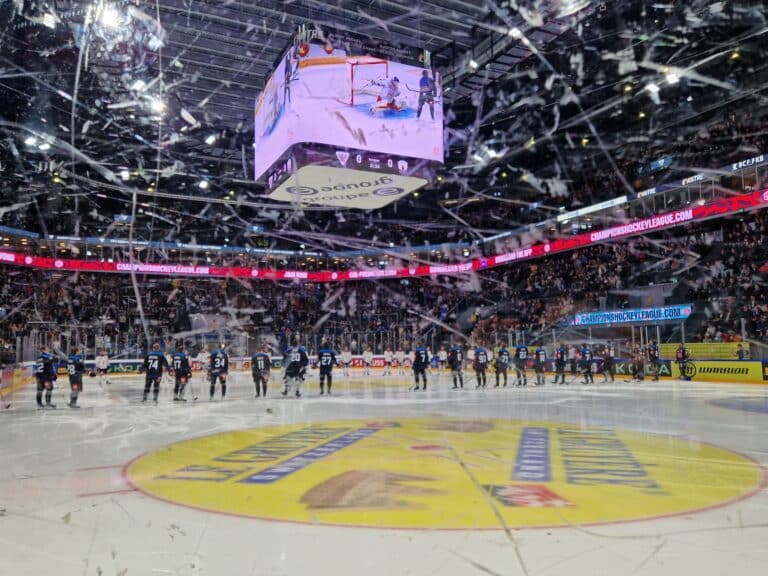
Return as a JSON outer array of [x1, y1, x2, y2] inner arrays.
[[254, 42, 444, 182]]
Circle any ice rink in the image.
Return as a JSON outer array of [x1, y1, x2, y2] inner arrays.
[[1, 370, 766, 576]]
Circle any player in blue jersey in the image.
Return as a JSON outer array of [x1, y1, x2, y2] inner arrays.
[[553, 343, 567, 385], [282, 338, 309, 397], [533, 345, 547, 386], [317, 341, 338, 395], [209, 345, 229, 400], [494, 343, 510, 387], [142, 343, 169, 403], [448, 344, 464, 389], [473, 344, 489, 388], [647, 339, 660, 381], [251, 343, 271, 398], [417, 70, 437, 120], [412, 341, 430, 391], [34, 346, 57, 409], [66, 347, 85, 408], [171, 346, 192, 401], [580, 343, 594, 384], [514, 343, 529, 386]]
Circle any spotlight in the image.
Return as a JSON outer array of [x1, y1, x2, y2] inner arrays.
[[508, 27, 522, 39], [99, 5, 120, 29], [645, 83, 660, 95], [198, 180, 209, 189], [24, 136, 37, 146], [149, 98, 166, 114], [469, 59, 479, 70], [205, 134, 217, 145], [665, 72, 680, 85], [38, 142, 51, 151], [120, 169, 130, 181]]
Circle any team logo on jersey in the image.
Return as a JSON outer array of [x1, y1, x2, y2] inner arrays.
[[126, 418, 763, 529]]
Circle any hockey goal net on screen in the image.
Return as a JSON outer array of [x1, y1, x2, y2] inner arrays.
[[339, 57, 389, 106]]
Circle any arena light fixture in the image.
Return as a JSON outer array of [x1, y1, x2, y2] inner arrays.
[[469, 59, 479, 70], [645, 82, 660, 94], [665, 72, 680, 85], [120, 169, 130, 181], [38, 142, 51, 151], [198, 180, 209, 190], [205, 134, 217, 145], [99, 4, 121, 29], [24, 136, 37, 146], [149, 98, 166, 114], [508, 27, 522, 39]]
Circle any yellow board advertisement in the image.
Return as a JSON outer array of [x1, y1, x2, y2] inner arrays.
[[660, 342, 742, 360], [671, 360, 765, 383]]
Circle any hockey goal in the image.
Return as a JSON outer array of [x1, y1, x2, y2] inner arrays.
[[339, 57, 389, 106]]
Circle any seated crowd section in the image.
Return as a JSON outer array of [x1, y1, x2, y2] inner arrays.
[[1, 209, 766, 363]]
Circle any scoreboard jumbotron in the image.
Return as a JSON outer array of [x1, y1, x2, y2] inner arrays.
[[254, 27, 444, 210]]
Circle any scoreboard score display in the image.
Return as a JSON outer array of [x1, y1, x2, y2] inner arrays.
[[254, 31, 443, 209]]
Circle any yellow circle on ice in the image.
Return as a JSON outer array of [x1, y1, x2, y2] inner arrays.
[[126, 418, 764, 529]]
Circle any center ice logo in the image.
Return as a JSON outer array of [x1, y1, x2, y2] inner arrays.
[[126, 418, 763, 530]]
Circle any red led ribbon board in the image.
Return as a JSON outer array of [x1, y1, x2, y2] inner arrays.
[[2, 189, 767, 282]]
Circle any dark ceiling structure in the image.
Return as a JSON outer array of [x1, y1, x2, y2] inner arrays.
[[0, 0, 767, 256]]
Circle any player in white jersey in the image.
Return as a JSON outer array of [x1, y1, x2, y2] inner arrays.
[[394, 347, 405, 374], [362, 346, 373, 376], [196, 348, 210, 386], [438, 346, 448, 372], [94, 349, 110, 387], [383, 347, 393, 376], [340, 346, 351, 377]]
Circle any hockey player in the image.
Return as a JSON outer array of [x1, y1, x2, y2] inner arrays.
[[317, 341, 337, 395], [35, 346, 57, 409], [209, 345, 229, 400], [95, 349, 110, 387], [412, 341, 430, 391], [362, 346, 373, 376], [196, 346, 210, 388], [394, 346, 405, 375], [473, 344, 489, 388], [378, 76, 401, 109], [417, 70, 436, 120], [647, 339, 660, 381], [171, 346, 192, 401], [553, 343, 567, 385], [142, 343, 169, 403], [383, 346, 394, 376], [340, 346, 352, 377], [580, 343, 594, 384], [66, 347, 85, 408], [533, 344, 547, 386], [514, 342, 529, 386], [282, 338, 309, 397], [251, 344, 271, 398], [35, 346, 58, 409], [437, 346, 448, 372], [494, 343, 510, 387], [602, 343, 616, 383], [676, 343, 690, 381], [568, 344, 578, 377], [448, 344, 464, 389], [631, 346, 645, 382]]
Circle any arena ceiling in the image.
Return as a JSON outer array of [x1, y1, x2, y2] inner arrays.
[[0, 1, 766, 254]]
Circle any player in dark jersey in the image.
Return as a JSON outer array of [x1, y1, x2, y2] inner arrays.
[[631, 346, 645, 381], [553, 343, 567, 385], [171, 346, 192, 401], [251, 344, 271, 397], [209, 345, 229, 400], [580, 343, 594, 384], [66, 347, 85, 408], [602, 343, 616, 383], [448, 344, 464, 389], [412, 341, 430, 391], [647, 339, 660, 381], [676, 343, 690, 380], [282, 339, 309, 397], [317, 341, 337, 395], [494, 344, 510, 388], [533, 345, 547, 386], [514, 343, 529, 386], [473, 345, 488, 388], [142, 343, 169, 403], [34, 346, 57, 409]]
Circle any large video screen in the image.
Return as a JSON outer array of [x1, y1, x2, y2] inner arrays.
[[254, 43, 443, 181]]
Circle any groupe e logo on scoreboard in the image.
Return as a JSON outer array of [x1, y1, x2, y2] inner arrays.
[[286, 175, 404, 197]]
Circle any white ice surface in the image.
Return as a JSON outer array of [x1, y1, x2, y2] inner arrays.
[[0, 372, 766, 576]]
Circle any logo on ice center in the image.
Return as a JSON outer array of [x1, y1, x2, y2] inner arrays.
[[126, 418, 763, 530]]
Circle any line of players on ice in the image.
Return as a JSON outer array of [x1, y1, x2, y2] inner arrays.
[[31, 338, 689, 408]]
